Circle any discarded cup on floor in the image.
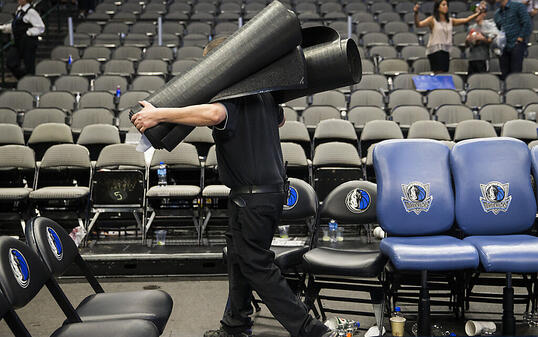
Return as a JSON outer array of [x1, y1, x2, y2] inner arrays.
[[465, 320, 496, 336], [322, 227, 330, 241], [155, 230, 167, 246], [390, 316, 406, 337], [336, 227, 344, 241], [373, 226, 385, 239], [278, 225, 290, 239]]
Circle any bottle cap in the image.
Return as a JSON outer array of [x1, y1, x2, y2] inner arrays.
[[450, 333, 456, 336], [395, 306, 401, 312], [355, 322, 360, 328], [160, 161, 164, 165]]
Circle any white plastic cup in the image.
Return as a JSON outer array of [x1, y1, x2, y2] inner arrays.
[[465, 320, 496, 336], [390, 316, 406, 337], [278, 225, 290, 239], [373, 226, 385, 239], [155, 230, 167, 246], [322, 227, 330, 241]]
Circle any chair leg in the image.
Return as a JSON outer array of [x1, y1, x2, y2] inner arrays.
[[503, 272, 516, 336], [370, 287, 385, 336], [304, 274, 321, 320], [418, 270, 431, 337]]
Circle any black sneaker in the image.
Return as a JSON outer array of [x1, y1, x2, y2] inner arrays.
[[203, 327, 252, 337]]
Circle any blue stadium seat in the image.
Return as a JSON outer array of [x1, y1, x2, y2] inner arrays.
[[373, 139, 479, 336], [452, 137, 538, 335]]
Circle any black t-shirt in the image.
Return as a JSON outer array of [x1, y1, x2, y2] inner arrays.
[[212, 93, 285, 188]]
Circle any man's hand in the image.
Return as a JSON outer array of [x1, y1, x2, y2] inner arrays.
[[517, 37, 524, 43], [413, 3, 420, 13], [131, 100, 161, 133]]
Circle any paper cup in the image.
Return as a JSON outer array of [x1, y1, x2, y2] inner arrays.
[[465, 320, 496, 336], [390, 316, 406, 337]]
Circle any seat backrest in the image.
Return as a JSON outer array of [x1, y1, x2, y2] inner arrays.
[[505, 89, 538, 108], [17, 75, 50, 95], [0, 124, 24, 145], [311, 90, 347, 110], [302, 106, 341, 127], [71, 108, 115, 132], [0, 145, 35, 188], [54, 75, 89, 94], [22, 108, 66, 130], [501, 120, 538, 141], [320, 180, 376, 224], [132, 76, 166, 92], [391, 105, 430, 127], [313, 119, 357, 145], [0, 108, 17, 125], [505, 73, 538, 90], [38, 91, 76, 112], [453, 120, 497, 141], [466, 89, 501, 108], [118, 91, 151, 111], [79, 91, 114, 110], [0, 236, 50, 309], [467, 73, 501, 91], [427, 89, 461, 110], [436, 104, 473, 125], [388, 89, 423, 109], [350, 89, 384, 107], [25, 217, 79, 277], [96, 144, 145, 169], [313, 141, 361, 167], [360, 120, 404, 142], [282, 177, 318, 220], [373, 139, 454, 236], [149, 143, 200, 185], [28, 123, 73, 145], [479, 104, 518, 125], [407, 120, 450, 140], [0, 90, 34, 112], [348, 106, 386, 128], [451, 137, 536, 235], [352, 74, 388, 91]]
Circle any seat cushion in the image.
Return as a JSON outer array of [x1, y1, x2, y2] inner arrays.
[[51, 319, 159, 337], [0, 187, 32, 200], [303, 247, 387, 277], [464, 235, 538, 273], [272, 246, 310, 270], [202, 184, 230, 197], [146, 185, 201, 198], [75, 290, 173, 334], [29, 186, 89, 199], [380, 235, 479, 271]]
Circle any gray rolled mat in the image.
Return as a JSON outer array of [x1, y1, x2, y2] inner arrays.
[[210, 26, 362, 104], [129, 0, 302, 150], [273, 26, 362, 103]]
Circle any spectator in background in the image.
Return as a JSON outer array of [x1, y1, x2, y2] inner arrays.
[[466, 2, 500, 74], [513, 0, 538, 16], [494, 0, 532, 79], [78, 0, 96, 19], [414, 0, 484, 73], [0, 0, 44, 79]]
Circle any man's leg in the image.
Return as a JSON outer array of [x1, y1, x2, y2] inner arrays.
[[22, 37, 37, 76], [220, 200, 255, 334], [509, 42, 526, 74], [233, 192, 328, 337], [499, 48, 511, 80]]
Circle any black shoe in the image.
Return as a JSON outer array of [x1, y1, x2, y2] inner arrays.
[[203, 327, 252, 337]]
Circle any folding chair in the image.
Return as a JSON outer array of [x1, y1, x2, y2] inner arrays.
[[303, 180, 387, 330], [25, 216, 173, 333], [0, 236, 160, 337], [87, 144, 147, 242]]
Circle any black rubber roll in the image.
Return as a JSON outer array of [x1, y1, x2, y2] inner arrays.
[[130, 0, 302, 150], [273, 26, 362, 103]]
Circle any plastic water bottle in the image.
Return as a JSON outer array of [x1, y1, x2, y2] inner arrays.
[[329, 220, 338, 243], [115, 85, 121, 98], [68, 54, 72, 65], [157, 161, 167, 186], [394, 306, 402, 318]]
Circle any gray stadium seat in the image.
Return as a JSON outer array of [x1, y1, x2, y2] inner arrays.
[[70, 59, 101, 77], [54, 75, 89, 94], [177, 46, 204, 60], [279, 120, 311, 157], [27, 123, 74, 160], [391, 105, 430, 128], [0, 124, 24, 145], [183, 126, 215, 157], [435, 104, 474, 129], [132, 76, 166, 92], [363, 32, 389, 47], [71, 108, 115, 134], [83, 46, 111, 62], [0, 108, 18, 125], [302, 106, 341, 128], [311, 91, 347, 110], [401, 45, 427, 61], [388, 89, 423, 110], [112, 46, 143, 61], [22, 108, 66, 134], [93, 33, 121, 48], [453, 119, 497, 141], [412, 58, 432, 74], [479, 104, 519, 127], [352, 74, 388, 91], [103, 59, 135, 78], [144, 46, 174, 62], [313, 119, 358, 147], [38, 91, 75, 112], [465, 89, 502, 109], [467, 73, 502, 91], [63, 33, 91, 48], [79, 91, 115, 110], [505, 73, 538, 90], [35, 60, 67, 78], [427, 89, 462, 111], [393, 74, 418, 90], [407, 120, 450, 140], [137, 60, 168, 76], [94, 75, 128, 93], [349, 90, 384, 107], [505, 89, 538, 108], [501, 119, 538, 142], [124, 33, 150, 48], [0, 90, 33, 112], [347, 106, 386, 130], [378, 58, 411, 76], [17, 75, 50, 95], [77, 124, 121, 161]]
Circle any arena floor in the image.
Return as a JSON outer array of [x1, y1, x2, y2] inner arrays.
[[1, 276, 536, 337]]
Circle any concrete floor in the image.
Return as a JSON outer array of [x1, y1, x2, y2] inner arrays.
[[0, 276, 535, 337]]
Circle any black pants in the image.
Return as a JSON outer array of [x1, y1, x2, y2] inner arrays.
[[221, 192, 328, 337], [427, 50, 449, 73], [468, 60, 487, 75], [9, 36, 37, 79], [499, 42, 526, 80]]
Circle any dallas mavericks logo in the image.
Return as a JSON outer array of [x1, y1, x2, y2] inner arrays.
[[283, 186, 298, 210], [401, 182, 433, 215], [479, 181, 512, 215], [9, 248, 29, 288], [345, 188, 370, 214], [47, 227, 63, 261]]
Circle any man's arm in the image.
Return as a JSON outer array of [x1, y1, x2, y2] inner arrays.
[[131, 100, 227, 133], [26, 9, 45, 36], [517, 2, 532, 42]]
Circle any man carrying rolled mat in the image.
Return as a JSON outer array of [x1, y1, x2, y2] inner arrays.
[[131, 37, 335, 337]]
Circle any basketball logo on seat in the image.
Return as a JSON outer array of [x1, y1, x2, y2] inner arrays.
[[47, 227, 63, 261], [9, 248, 30, 288], [283, 186, 298, 210], [401, 182, 433, 215], [345, 188, 370, 214], [480, 181, 511, 215]]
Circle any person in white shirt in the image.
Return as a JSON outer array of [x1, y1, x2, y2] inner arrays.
[[0, 0, 44, 78]]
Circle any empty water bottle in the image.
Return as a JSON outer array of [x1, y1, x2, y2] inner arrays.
[[68, 54, 72, 65], [115, 85, 121, 98], [329, 220, 338, 243], [157, 161, 167, 186]]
